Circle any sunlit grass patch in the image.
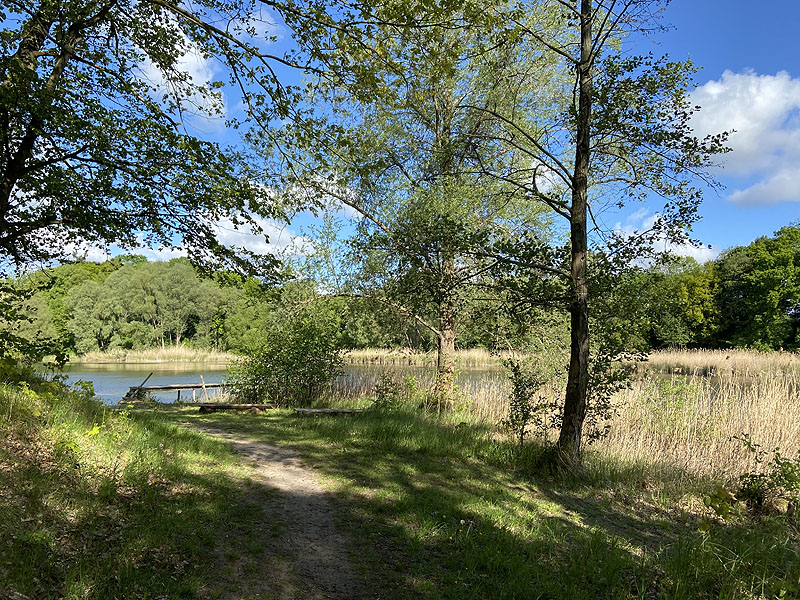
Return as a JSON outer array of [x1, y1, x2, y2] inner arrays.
[[167, 403, 800, 599], [0, 374, 261, 600]]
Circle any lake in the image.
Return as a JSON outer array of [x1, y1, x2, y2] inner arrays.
[[56, 362, 509, 405], [58, 363, 230, 404]]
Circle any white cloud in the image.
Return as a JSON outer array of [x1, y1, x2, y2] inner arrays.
[[54, 216, 310, 266], [613, 211, 720, 264], [690, 70, 800, 205], [131, 243, 186, 262], [61, 242, 114, 263], [137, 24, 225, 122], [727, 166, 798, 205], [665, 243, 719, 264], [213, 216, 312, 257]]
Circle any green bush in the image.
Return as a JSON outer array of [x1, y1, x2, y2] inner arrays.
[[735, 433, 800, 514], [500, 358, 555, 448], [228, 308, 344, 406], [370, 372, 434, 411]]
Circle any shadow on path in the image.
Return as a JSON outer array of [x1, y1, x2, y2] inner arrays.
[[188, 424, 367, 600]]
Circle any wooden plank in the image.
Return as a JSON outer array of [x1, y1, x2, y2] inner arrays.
[[199, 375, 211, 402], [121, 372, 154, 401], [127, 383, 224, 392], [293, 408, 367, 416]]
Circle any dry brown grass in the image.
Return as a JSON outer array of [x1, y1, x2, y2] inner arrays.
[[74, 346, 236, 364], [646, 348, 800, 375], [468, 368, 800, 481], [598, 372, 800, 481], [343, 347, 519, 367], [332, 349, 800, 481]]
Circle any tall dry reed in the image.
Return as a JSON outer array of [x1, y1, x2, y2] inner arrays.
[[598, 372, 800, 480], [331, 352, 800, 481], [343, 348, 519, 367], [647, 348, 800, 375], [74, 346, 235, 364]]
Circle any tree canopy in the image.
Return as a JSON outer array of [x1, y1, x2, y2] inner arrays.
[[0, 0, 456, 275]]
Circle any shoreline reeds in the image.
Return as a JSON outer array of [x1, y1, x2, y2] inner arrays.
[[71, 346, 236, 364], [328, 349, 800, 482]]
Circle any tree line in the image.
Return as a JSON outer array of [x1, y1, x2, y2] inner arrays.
[[2, 256, 489, 357], [3, 222, 798, 359], [622, 225, 800, 352]]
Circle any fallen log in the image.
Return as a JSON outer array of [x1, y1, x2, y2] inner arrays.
[[198, 403, 277, 413], [293, 408, 368, 416]]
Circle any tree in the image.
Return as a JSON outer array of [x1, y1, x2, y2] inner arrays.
[[1, 0, 450, 277], [228, 301, 344, 406], [273, 12, 553, 407], [65, 279, 117, 352], [714, 224, 800, 349], [600, 257, 718, 350], [0, 0, 301, 275], [477, 0, 727, 462]]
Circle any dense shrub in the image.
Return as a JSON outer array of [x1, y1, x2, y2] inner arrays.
[[228, 309, 344, 406]]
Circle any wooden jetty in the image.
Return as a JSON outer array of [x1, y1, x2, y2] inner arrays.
[[122, 376, 226, 403], [129, 383, 224, 392], [120, 375, 365, 416]]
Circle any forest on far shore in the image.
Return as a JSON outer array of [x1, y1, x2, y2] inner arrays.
[[4, 223, 799, 359]]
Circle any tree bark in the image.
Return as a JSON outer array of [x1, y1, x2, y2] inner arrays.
[[434, 296, 456, 411], [557, 0, 593, 465]]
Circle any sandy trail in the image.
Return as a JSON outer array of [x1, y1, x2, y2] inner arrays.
[[191, 424, 364, 600]]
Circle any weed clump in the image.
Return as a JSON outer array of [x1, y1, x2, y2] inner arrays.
[[735, 434, 800, 515]]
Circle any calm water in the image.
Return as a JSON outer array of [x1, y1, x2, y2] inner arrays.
[[58, 363, 229, 404], [56, 363, 508, 405]]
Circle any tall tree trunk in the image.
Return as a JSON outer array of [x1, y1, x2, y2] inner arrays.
[[1, 11, 53, 226], [557, 0, 593, 465], [434, 296, 456, 411]]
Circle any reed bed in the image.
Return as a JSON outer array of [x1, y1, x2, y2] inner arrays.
[[74, 346, 236, 364], [599, 372, 800, 480], [330, 356, 800, 481], [647, 348, 800, 375], [343, 347, 518, 367]]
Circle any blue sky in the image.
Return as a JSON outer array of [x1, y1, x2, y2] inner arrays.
[[77, 2, 799, 264], [625, 1, 800, 258], [272, 2, 800, 263]]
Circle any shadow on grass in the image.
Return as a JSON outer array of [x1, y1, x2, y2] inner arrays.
[[4, 370, 797, 599], [2, 390, 380, 600], [150, 405, 797, 600]]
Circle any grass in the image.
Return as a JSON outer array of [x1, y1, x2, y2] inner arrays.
[[5, 348, 800, 598], [343, 347, 516, 367], [0, 369, 278, 599], [159, 403, 800, 600], [72, 346, 236, 364], [647, 348, 800, 375]]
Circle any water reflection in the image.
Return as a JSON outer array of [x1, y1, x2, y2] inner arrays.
[[56, 362, 509, 406], [58, 363, 229, 404]]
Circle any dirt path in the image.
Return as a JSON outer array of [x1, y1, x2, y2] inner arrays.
[[190, 425, 365, 600]]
